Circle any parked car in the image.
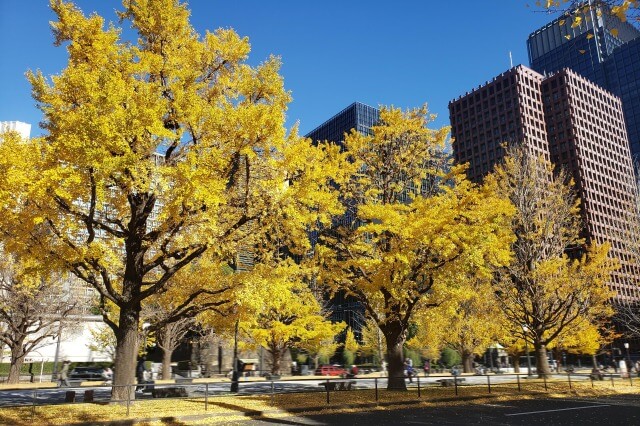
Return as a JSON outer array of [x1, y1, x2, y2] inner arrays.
[[69, 366, 109, 381], [315, 365, 347, 376]]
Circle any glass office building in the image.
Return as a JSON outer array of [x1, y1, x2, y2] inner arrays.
[[527, 3, 640, 159], [305, 102, 379, 149], [305, 102, 380, 337]]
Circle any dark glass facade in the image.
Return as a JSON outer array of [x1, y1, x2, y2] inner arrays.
[[305, 102, 379, 149], [305, 102, 380, 337], [527, 4, 640, 161], [604, 37, 640, 157]]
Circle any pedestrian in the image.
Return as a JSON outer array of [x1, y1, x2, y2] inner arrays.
[[423, 360, 430, 377], [136, 358, 146, 393], [28, 362, 35, 383], [59, 360, 71, 387], [405, 359, 413, 383], [102, 366, 113, 384]]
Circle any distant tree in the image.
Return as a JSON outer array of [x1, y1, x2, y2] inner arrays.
[[87, 326, 117, 362], [143, 298, 195, 380], [342, 328, 359, 367], [0, 255, 76, 384], [440, 347, 461, 369], [360, 318, 386, 366], [238, 261, 344, 375], [439, 277, 505, 373], [489, 144, 616, 377]]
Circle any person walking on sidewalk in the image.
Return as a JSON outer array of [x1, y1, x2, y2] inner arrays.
[[59, 360, 71, 387]]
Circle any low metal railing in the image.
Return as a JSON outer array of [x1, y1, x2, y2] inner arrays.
[[0, 371, 636, 420]]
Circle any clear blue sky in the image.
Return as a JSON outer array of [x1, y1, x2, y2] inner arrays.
[[0, 1, 557, 137]]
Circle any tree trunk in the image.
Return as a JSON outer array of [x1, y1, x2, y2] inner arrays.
[[513, 356, 521, 373], [383, 324, 406, 391], [231, 319, 239, 392], [111, 305, 140, 403], [7, 342, 26, 384], [462, 351, 474, 373], [270, 346, 282, 375], [534, 341, 551, 377], [162, 348, 173, 380]]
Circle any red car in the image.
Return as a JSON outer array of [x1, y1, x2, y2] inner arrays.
[[315, 365, 346, 376]]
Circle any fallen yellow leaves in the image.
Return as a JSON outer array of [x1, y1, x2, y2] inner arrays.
[[0, 380, 638, 425]]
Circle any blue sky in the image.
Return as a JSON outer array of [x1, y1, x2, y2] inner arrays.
[[0, 1, 556, 137]]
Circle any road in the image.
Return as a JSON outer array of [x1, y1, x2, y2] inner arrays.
[[241, 395, 640, 425], [0, 373, 596, 407]]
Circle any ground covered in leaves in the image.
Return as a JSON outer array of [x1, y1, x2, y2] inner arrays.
[[0, 379, 637, 425]]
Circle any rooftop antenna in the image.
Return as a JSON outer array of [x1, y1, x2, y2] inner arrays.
[[509, 51, 513, 68]]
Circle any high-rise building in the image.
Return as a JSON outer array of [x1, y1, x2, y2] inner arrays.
[[305, 102, 379, 334], [306, 102, 379, 148], [527, 3, 640, 160], [449, 65, 640, 302], [0, 121, 31, 139]]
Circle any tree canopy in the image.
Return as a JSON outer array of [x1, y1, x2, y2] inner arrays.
[[316, 105, 515, 390], [0, 0, 348, 400], [487, 145, 616, 376]]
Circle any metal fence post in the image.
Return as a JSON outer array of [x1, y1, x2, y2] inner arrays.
[[417, 376, 421, 398], [629, 371, 633, 387], [126, 385, 131, 417], [567, 372, 572, 390], [543, 375, 548, 391], [375, 377, 378, 401], [517, 374, 521, 392], [454, 377, 458, 396], [31, 388, 37, 419], [487, 374, 491, 394], [590, 374, 594, 389], [611, 373, 615, 388], [205, 383, 209, 411], [325, 379, 330, 404], [271, 381, 275, 406]]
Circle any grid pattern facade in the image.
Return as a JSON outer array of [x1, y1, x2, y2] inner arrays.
[[604, 37, 640, 157], [527, 4, 640, 162], [305, 102, 380, 336], [305, 102, 379, 148], [449, 66, 550, 183], [449, 65, 640, 302], [543, 69, 639, 300]]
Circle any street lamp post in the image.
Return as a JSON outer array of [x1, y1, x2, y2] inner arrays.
[[624, 342, 632, 373], [51, 321, 63, 383], [523, 325, 533, 377]]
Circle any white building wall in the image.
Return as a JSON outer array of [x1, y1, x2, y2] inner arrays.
[[0, 121, 31, 139], [18, 316, 112, 364]]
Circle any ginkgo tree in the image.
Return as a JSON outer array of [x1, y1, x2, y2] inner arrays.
[[236, 260, 344, 375], [536, 0, 639, 36], [414, 276, 506, 373], [316, 105, 515, 390], [488, 145, 616, 377], [0, 0, 349, 401]]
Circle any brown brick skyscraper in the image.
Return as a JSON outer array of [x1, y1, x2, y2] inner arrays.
[[449, 65, 640, 302]]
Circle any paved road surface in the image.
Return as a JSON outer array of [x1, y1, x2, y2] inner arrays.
[[241, 395, 640, 425]]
